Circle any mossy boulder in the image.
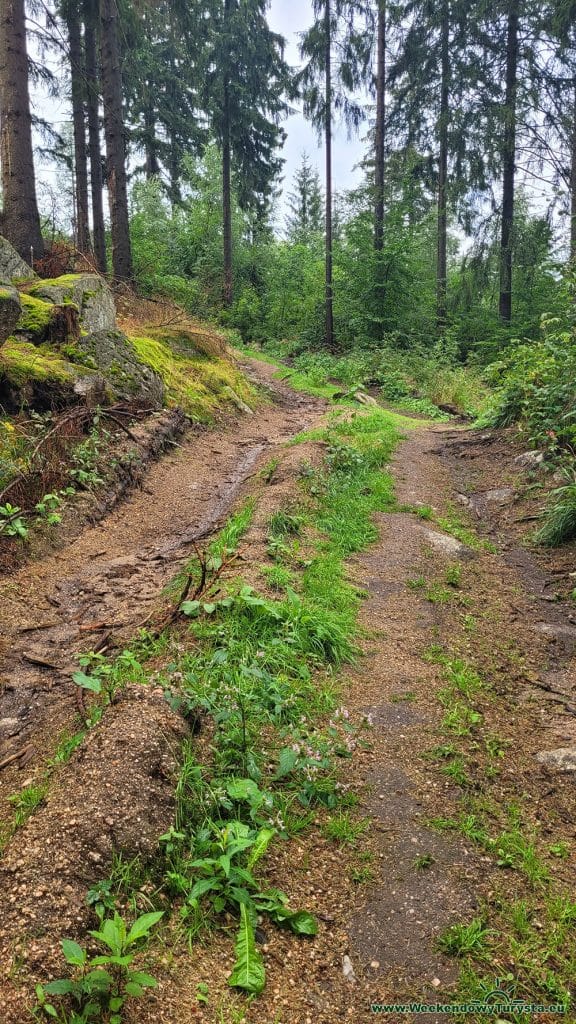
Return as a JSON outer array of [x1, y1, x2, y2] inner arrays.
[[77, 329, 164, 406], [0, 285, 22, 345], [130, 328, 254, 421], [30, 273, 116, 333], [0, 235, 35, 283], [16, 293, 81, 347]]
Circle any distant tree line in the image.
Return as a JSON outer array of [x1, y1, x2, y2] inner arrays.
[[0, 0, 575, 343]]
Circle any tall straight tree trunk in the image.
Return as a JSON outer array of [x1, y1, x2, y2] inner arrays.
[[498, 0, 519, 324], [143, 105, 160, 178], [324, 0, 334, 349], [436, 0, 449, 333], [67, 5, 92, 255], [222, 0, 233, 307], [374, 0, 386, 254], [84, 3, 107, 273], [99, 0, 132, 281], [0, 0, 44, 261], [565, 75, 569, 268]]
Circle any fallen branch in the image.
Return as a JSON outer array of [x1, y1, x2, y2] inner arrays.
[[0, 743, 35, 771]]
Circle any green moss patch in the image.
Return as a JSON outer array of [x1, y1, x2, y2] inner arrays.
[[130, 330, 254, 420], [0, 337, 74, 387], [16, 293, 55, 337]]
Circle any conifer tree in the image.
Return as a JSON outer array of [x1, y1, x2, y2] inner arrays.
[[202, 0, 289, 306], [286, 154, 324, 242], [299, 0, 372, 347], [0, 0, 45, 261]]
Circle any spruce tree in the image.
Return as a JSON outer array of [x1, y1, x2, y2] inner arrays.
[[299, 0, 372, 347], [99, 0, 132, 281], [202, 0, 289, 306], [286, 153, 324, 242], [0, 0, 45, 261]]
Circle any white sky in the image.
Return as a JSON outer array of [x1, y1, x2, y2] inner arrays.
[[30, 0, 368, 230], [268, 0, 367, 201]]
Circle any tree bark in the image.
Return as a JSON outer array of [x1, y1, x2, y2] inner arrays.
[[436, 0, 449, 333], [99, 0, 132, 281], [222, 0, 233, 307], [67, 5, 92, 256], [84, 2, 107, 273], [498, 0, 519, 324], [374, 0, 385, 254], [325, 0, 334, 349], [565, 76, 569, 268], [0, 0, 44, 261]]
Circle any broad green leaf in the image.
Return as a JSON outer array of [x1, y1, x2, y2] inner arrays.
[[275, 747, 298, 778], [129, 971, 158, 988], [126, 910, 164, 945], [124, 982, 144, 997], [181, 600, 201, 617], [228, 904, 265, 995], [202, 602, 216, 614], [44, 979, 75, 995], [61, 939, 86, 965], [280, 909, 318, 935], [84, 969, 114, 987], [189, 877, 220, 902], [72, 671, 101, 693], [109, 997, 124, 1011], [247, 827, 275, 869], [217, 853, 231, 877], [226, 778, 260, 802]]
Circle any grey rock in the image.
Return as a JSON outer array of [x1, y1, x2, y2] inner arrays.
[[0, 283, 22, 344], [535, 747, 576, 772], [72, 374, 108, 408], [0, 235, 35, 283], [77, 329, 164, 406], [483, 487, 515, 504], [30, 273, 116, 333], [514, 450, 544, 469], [342, 955, 357, 983], [536, 622, 576, 639], [422, 528, 475, 560], [223, 385, 254, 415]]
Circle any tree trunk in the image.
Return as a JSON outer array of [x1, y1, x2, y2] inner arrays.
[[325, 0, 334, 349], [565, 76, 569, 268], [222, 0, 233, 308], [436, 0, 449, 333], [84, 2, 107, 273], [498, 0, 519, 324], [67, 5, 92, 256], [143, 104, 160, 178], [374, 0, 385, 254], [0, 0, 44, 262], [99, 0, 132, 282]]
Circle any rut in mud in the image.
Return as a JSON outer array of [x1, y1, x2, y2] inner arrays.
[[0, 366, 574, 1024], [0, 361, 323, 807]]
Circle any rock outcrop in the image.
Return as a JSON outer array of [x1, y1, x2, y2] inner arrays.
[[0, 236, 35, 284], [30, 273, 116, 334], [0, 285, 22, 345]]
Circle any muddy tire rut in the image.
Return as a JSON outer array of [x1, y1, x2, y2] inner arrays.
[[0, 361, 324, 810]]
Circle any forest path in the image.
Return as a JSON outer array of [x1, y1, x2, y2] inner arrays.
[[0, 359, 325, 819], [1, 364, 574, 1023]]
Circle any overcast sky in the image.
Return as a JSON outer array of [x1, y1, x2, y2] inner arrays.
[[30, 0, 369, 231], [268, 0, 367, 204]]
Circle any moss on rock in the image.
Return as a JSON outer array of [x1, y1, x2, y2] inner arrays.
[[0, 337, 74, 386], [130, 329, 255, 421], [16, 293, 55, 336]]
